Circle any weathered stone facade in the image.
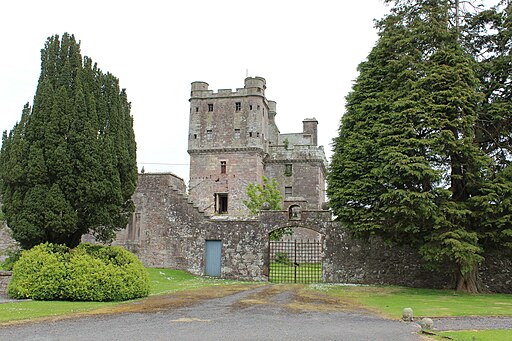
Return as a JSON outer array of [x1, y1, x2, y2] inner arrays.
[[187, 77, 326, 216], [112, 173, 511, 292], [0, 271, 12, 297], [0, 221, 16, 263]]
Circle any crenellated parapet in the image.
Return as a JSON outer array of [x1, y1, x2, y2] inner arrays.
[[267, 145, 327, 167], [190, 77, 267, 99]]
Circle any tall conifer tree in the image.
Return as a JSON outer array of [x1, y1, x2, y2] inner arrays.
[[328, 0, 511, 292], [0, 33, 137, 249]]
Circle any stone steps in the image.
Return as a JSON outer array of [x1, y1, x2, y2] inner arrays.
[[169, 185, 209, 217]]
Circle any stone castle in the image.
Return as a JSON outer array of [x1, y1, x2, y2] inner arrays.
[[2, 77, 511, 294], [188, 77, 327, 216]]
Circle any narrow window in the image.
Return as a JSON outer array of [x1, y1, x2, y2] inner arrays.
[[256, 132, 260, 137], [216, 193, 228, 214], [234, 129, 241, 139], [194, 134, 197, 139], [284, 164, 293, 177], [249, 104, 253, 110], [235, 102, 241, 112], [208, 103, 214, 112], [249, 132, 253, 138], [207, 129, 213, 140], [220, 161, 226, 174], [195, 107, 199, 112], [285, 186, 293, 197]]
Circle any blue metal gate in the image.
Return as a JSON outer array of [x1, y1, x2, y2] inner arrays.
[[205, 240, 222, 277]]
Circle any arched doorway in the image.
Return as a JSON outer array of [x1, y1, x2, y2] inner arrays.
[[268, 227, 323, 283]]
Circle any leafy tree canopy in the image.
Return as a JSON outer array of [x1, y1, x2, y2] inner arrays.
[[243, 176, 290, 240], [243, 176, 283, 215], [0, 33, 137, 249], [327, 0, 512, 293]]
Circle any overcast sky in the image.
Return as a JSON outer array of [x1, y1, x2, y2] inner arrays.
[[0, 1, 420, 182]]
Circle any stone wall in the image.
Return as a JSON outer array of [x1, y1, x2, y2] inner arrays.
[[116, 174, 512, 293], [0, 221, 17, 262], [0, 271, 12, 297], [114, 173, 265, 280], [325, 229, 453, 289], [1, 174, 510, 293], [480, 249, 512, 293]]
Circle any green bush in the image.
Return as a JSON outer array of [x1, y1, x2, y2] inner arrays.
[[7, 243, 149, 301], [7, 243, 68, 300]]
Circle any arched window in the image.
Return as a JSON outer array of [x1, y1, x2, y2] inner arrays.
[[288, 205, 301, 220]]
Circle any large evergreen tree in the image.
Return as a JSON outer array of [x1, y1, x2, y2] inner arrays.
[[0, 33, 137, 249], [327, 0, 511, 292]]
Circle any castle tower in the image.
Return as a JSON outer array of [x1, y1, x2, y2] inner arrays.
[[188, 77, 272, 216]]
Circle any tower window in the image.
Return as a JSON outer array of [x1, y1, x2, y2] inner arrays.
[[208, 104, 214, 112], [235, 102, 241, 112], [195, 107, 199, 112], [285, 186, 293, 197], [234, 129, 240, 139], [220, 161, 226, 174], [249, 132, 253, 138], [216, 193, 228, 214], [207, 129, 213, 140], [194, 134, 197, 139], [284, 164, 293, 177], [249, 105, 253, 110]]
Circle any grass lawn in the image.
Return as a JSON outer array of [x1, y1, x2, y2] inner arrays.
[[434, 329, 512, 341], [310, 284, 512, 319], [0, 268, 243, 324], [269, 262, 322, 283]]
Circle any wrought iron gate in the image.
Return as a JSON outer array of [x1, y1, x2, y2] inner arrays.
[[269, 240, 322, 283]]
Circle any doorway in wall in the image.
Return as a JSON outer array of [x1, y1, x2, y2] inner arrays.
[[205, 240, 222, 277]]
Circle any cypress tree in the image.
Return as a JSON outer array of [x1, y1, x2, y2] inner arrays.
[[0, 33, 137, 249]]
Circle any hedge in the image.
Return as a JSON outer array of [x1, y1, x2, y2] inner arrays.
[[7, 243, 149, 301]]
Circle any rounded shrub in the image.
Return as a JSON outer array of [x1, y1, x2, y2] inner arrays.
[[65, 244, 150, 301], [7, 243, 149, 301], [8, 243, 68, 300]]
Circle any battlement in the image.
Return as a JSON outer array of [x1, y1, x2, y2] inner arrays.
[[190, 76, 267, 99], [267, 144, 327, 166]]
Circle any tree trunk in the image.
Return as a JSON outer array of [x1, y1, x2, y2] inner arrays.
[[455, 266, 484, 293]]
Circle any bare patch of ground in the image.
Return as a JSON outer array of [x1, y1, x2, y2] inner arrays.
[[0, 283, 261, 327], [231, 283, 370, 314]]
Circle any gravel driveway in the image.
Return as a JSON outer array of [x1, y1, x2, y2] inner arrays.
[[0, 285, 423, 341]]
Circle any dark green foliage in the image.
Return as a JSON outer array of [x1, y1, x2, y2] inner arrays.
[[7, 243, 149, 301], [327, 0, 512, 292], [0, 33, 137, 249]]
